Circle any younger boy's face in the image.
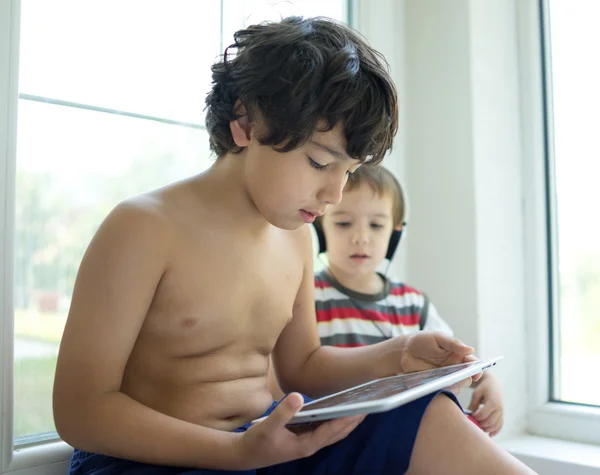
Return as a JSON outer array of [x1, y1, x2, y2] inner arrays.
[[242, 122, 362, 230], [321, 183, 395, 278]]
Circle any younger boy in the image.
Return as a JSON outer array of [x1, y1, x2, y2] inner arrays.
[[54, 16, 534, 474], [313, 165, 505, 436]]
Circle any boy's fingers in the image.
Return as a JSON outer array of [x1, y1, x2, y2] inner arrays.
[[473, 404, 494, 422], [314, 415, 364, 447], [448, 337, 474, 355], [265, 393, 304, 429], [468, 393, 483, 413], [477, 411, 502, 431], [325, 416, 364, 446], [479, 411, 502, 430]]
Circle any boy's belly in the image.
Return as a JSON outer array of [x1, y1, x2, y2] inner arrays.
[[120, 350, 276, 431]]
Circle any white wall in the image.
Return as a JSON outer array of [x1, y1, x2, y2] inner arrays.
[[357, 0, 528, 440], [353, 0, 408, 279], [403, 0, 528, 440]]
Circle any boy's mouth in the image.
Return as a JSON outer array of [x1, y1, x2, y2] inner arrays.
[[300, 209, 317, 223], [350, 253, 370, 260]]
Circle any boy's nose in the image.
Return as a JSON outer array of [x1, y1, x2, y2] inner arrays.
[[351, 231, 369, 244], [320, 176, 346, 205]]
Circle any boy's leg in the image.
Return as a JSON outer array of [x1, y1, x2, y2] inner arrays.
[[262, 390, 459, 475], [264, 391, 537, 475], [406, 395, 537, 475], [68, 449, 258, 475]]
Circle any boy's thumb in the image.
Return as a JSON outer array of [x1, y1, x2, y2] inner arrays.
[[268, 393, 304, 427]]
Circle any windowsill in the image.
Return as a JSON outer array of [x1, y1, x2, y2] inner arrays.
[[501, 435, 600, 474]]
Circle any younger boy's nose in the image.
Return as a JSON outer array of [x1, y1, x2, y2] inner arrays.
[[351, 230, 369, 245]]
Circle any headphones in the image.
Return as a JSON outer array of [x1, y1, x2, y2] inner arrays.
[[313, 223, 404, 261]]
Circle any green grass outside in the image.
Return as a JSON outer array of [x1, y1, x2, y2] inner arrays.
[[14, 356, 57, 440], [14, 308, 66, 344]]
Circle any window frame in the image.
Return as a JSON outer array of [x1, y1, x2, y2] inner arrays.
[[521, 0, 600, 446], [0, 1, 354, 474], [1, 1, 22, 472]]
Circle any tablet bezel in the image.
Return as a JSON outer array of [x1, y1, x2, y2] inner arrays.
[[258, 356, 503, 426]]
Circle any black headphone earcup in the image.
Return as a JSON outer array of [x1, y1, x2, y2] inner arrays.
[[313, 223, 327, 254], [386, 229, 403, 261]]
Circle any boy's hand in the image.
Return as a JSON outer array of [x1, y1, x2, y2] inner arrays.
[[468, 373, 504, 437], [236, 393, 364, 470], [398, 332, 477, 371], [396, 332, 481, 388]]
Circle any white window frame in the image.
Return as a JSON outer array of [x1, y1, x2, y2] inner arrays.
[[520, 0, 600, 446], [0, 2, 354, 474]]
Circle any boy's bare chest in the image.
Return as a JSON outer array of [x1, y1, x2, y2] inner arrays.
[[141, 237, 305, 355]]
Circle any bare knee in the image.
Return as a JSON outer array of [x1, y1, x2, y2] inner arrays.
[[407, 394, 537, 475]]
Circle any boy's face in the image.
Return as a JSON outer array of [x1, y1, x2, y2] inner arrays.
[[321, 183, 396, 278], [241, 121, 362, 230]]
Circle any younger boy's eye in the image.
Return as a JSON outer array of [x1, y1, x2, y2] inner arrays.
[[308, 157, 328, 171], [370, 223, 384, 229], [335, 222, 351, 228], [347, 164, 362, 176]]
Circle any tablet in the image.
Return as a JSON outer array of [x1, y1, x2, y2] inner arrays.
[[256, 356, 502, 425]]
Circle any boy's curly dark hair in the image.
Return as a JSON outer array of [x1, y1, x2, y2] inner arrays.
[[205, 16, 398, 164]]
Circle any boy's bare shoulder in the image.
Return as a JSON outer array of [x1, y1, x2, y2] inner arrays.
[[103, 194, 172, 237], [99, 176, 202, 234], [86, 188, 186, 265]]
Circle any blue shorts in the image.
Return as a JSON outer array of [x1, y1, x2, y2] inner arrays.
[[68, 390, 460, 475]]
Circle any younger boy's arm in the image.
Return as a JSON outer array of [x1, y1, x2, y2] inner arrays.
[[271, 227, 476, 398], [53, 201, 244, 470]]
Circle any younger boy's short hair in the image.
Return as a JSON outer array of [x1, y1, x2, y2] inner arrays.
[[205, 16, 398, 164], [344, 166, 405, 227], [315, 166, 405, 232]]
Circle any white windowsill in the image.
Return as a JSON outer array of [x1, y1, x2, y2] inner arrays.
[[502, 435, 600, 475]]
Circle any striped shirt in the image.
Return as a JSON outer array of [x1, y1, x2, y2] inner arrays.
[[315, 270, 453, 347]]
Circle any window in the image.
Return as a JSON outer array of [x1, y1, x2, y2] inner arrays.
[[524, 0, 600, 446], [543, 0, 600, 409], [1, 0, 350, 472]]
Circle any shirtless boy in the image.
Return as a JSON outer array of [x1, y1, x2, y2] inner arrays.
[[54, 16, 537, 474]]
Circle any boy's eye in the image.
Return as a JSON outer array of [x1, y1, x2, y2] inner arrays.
[[308, 157, 328, 171], [370, 223, 384, 229], [335, 222, 351, 228]]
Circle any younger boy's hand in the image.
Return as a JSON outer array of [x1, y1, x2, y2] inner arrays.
[[468, 373, 504, 437], [236, 393, 364, 470]]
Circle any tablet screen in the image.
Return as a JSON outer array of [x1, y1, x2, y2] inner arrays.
[[299, 360, 480, 412]]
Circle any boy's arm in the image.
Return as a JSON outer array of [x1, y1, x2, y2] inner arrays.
[[53, 201, 243, 470], [272, 227, 476, 398]]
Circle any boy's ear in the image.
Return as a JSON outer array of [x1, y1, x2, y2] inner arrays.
[[230, 100, 252, 148]]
